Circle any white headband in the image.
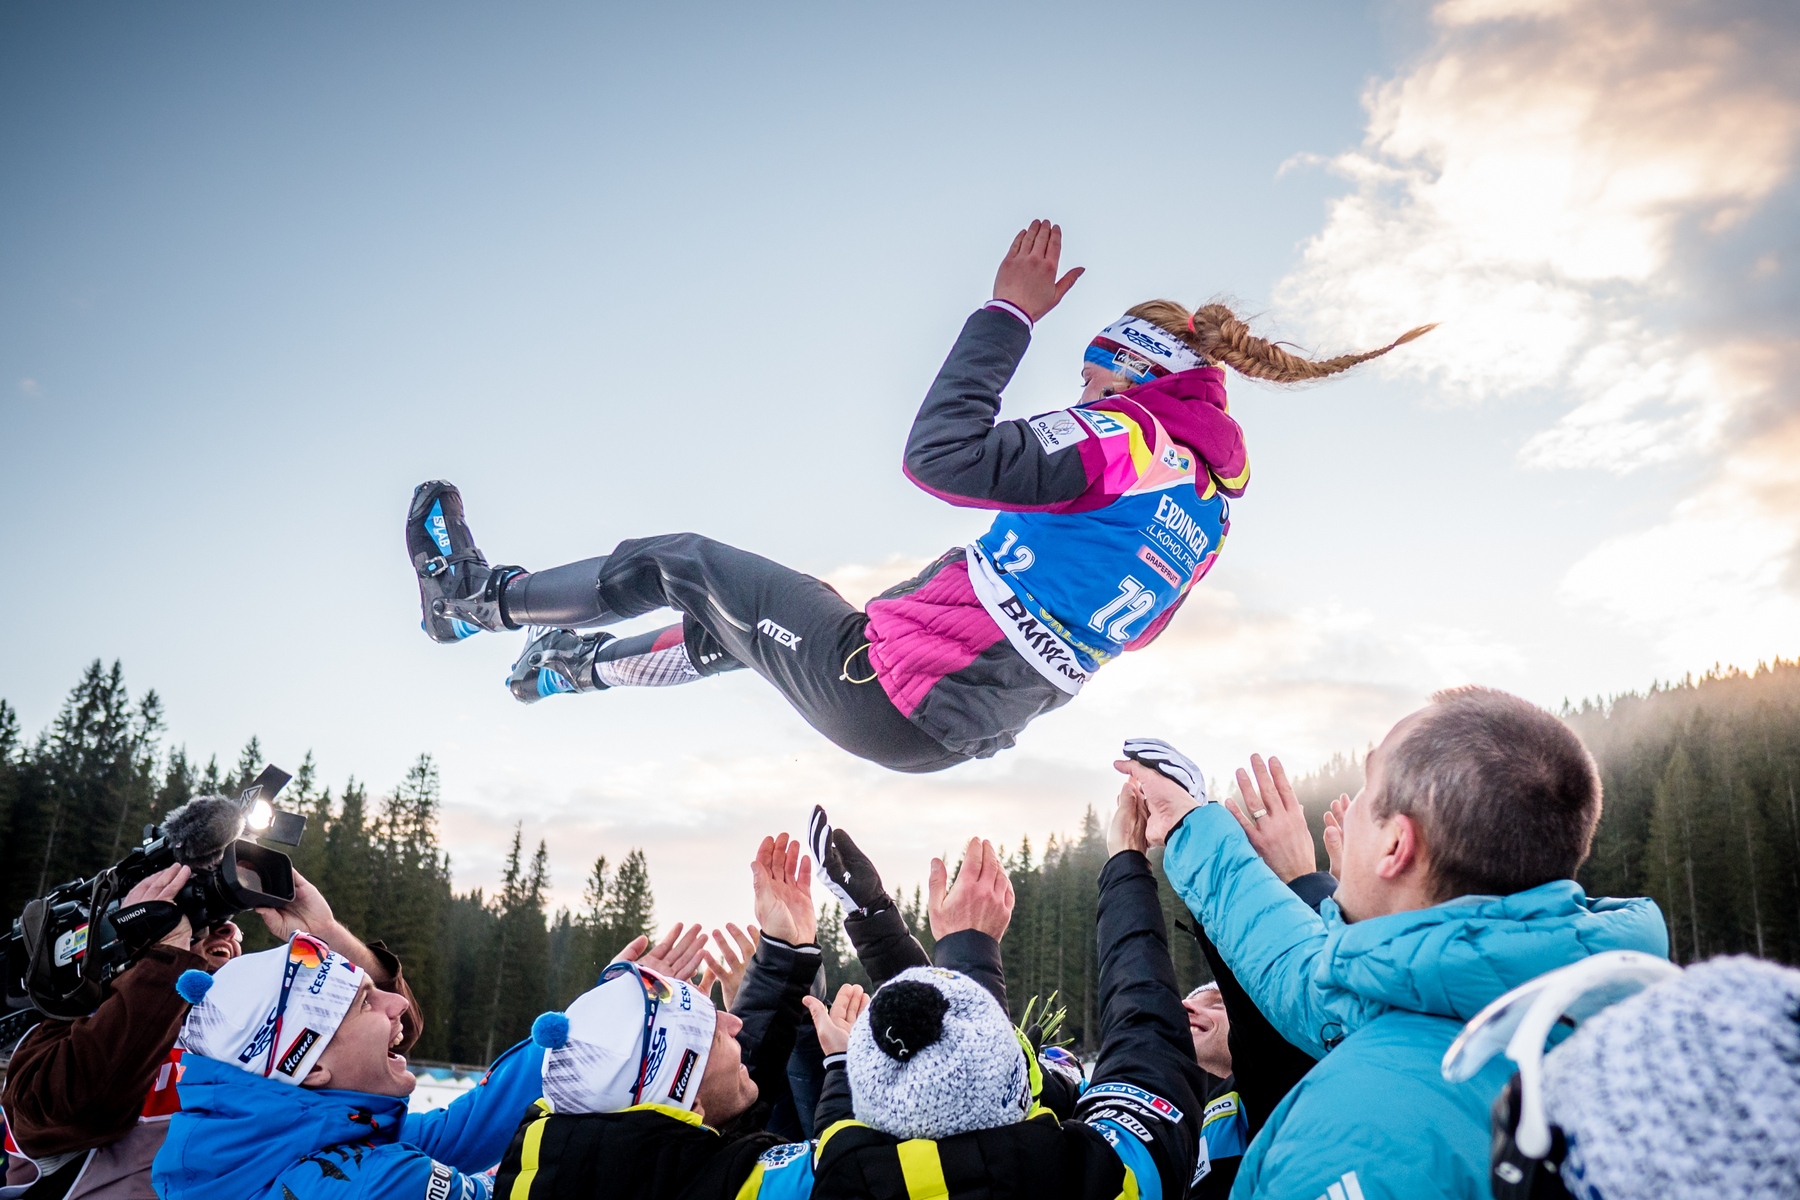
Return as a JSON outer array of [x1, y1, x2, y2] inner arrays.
[[1089, 315, 1205, 378]]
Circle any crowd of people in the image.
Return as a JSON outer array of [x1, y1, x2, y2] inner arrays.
[[5, 687, 1798, 1199]]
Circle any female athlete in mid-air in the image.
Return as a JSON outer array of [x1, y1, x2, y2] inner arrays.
[[406, 221, 1432, 773]]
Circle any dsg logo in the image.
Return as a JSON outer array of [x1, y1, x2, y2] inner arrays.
[[1121, 327, 1172, 359]]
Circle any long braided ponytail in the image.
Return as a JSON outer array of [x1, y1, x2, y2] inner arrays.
[[1125, 299, 1437, 385]]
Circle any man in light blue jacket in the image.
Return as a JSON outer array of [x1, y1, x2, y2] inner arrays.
[[1128, 687, 1669, 1200]]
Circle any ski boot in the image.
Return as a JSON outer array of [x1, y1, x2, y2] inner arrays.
[[407, 480, 525, 643], [507, 627, 613, 702]]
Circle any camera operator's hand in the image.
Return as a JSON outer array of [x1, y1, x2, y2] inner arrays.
[[255, 869, 393, 984], [254, 869, 334, 942], [123, 864, 195, 951], [803, 983, 869, 1057], [929, 837, 1014, 941], [752, 833, 817, 946]]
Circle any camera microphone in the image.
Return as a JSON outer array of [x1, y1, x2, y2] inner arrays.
[[161, 796, 249, 870]]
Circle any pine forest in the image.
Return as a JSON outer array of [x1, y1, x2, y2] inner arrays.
[[3, 658, 1798, 1061]]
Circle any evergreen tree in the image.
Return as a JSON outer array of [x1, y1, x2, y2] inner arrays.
[[481, 830, 552, 1063], [320, 779, 374, 949], [602, 848, 656, 954]]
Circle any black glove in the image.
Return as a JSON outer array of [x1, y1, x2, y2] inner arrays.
[[808, 805, 890, 916], [113, 900, 187, 956], [1122, 737, 1208, 802]]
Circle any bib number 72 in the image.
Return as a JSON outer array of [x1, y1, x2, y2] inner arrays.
[[1089, 576, 1155, 642]]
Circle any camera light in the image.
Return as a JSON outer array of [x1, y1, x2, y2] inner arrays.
[[246, 798, 274, 831]]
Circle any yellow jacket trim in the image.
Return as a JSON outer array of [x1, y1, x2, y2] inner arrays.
[[506, 1113, 550, 1200], [620, 1101, 712, 1130], [814, 1118, 867, 1163], [733, 1162, 768, 1200], [895, 1139, 950, 1200]]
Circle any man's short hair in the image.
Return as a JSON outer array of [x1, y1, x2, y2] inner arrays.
[[1375, 686, 1602, 900]]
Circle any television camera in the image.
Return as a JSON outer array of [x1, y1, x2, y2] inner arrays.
[[2, 766, 306, 1049]]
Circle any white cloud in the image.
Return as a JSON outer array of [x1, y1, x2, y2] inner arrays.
[[1275, 0, 1800, 669]]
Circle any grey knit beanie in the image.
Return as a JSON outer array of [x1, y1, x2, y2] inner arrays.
[[848, 966, 1031, 1140], [1542, 955, 1800, 1200]]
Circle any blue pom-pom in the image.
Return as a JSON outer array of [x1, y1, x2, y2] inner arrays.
[[175, 969, 214, 1004], [531, 1011, 570, 1049]]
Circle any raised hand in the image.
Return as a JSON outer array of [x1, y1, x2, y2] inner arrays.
[[752, 834, 816, 946], [992, 219, 1084, 322], [929, 837, 1014, 941], [698, 922, 758, 1009], [809, 806, 888, 916], [254, 868, 336, 943], [1115, 757, 1202, 847], [1324, 795, 1350, 879], [803, 983, 870, 1057], [1107, 779, 1149, 858], [615, 922, 710, 982], [122, 863, 194, 951], [1225, 755, 1319, 883]]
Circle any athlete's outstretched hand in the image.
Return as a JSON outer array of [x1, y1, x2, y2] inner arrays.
[[993, 219, 1084, 322]]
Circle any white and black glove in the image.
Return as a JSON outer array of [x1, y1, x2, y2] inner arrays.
[[808, 805, 889, 917], [1122, 737, 1209, 803]]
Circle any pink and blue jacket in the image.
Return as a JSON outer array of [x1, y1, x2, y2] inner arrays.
[[864, 305, 1250, 759]]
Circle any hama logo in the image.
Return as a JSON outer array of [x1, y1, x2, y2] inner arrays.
[[424, 1161, 456, 1200], [666, 1047, 700, 1103], [1121, 326, 1173, 358], [275, 1028, 321, 1076], [757, 618, 802, 650], [1112, 348, 1155, 376], [237, 1007, 281, 1064]]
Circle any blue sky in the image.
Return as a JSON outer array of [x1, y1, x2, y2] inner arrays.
[[4, 0, 1796, 923]]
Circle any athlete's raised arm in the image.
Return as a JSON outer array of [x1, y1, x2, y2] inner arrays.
[[903, 221, 1096, 511]]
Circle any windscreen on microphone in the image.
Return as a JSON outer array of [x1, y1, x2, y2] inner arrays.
[[161, 795, 247, 869]]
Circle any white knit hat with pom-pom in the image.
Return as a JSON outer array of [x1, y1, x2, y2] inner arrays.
[[1543, 955, 1800, 1200], [173, 931, 363, 1085], [848, 966, 1030, 1140], [531, 962, 717, 1114]]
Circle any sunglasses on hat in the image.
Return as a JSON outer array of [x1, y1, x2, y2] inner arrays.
[[1440, 950, 1680, 1199]]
